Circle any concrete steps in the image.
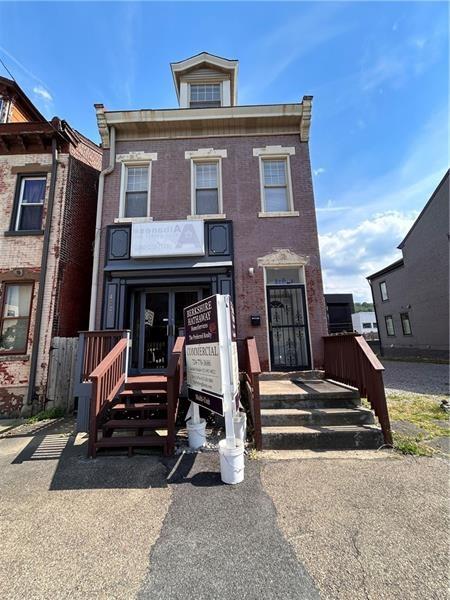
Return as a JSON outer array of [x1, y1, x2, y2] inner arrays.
[[260, 377, 383, 451], [261, 406, 375, 427], [261, 425, 383, 450]]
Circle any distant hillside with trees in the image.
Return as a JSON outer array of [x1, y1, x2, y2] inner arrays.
[[354, 302, 374, 312]]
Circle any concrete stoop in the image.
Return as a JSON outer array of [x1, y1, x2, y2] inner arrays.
[[260, 378, 384, 451]]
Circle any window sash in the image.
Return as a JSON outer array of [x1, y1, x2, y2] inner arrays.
[[0, 283, 33, 354], [385, 315, 395, 336], [401, 313, 412, 335], [380, 281, 388, 301], [189, 84, 221, 107], [121, 164, 150, 218], [262, 159, 290, 212], [194, 161, 219, 214], [15, 177, 46, 231]]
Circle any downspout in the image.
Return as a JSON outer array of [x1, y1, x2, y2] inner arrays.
[[88, 125, 116, 330], [27, 136, 59, 407], [368, 279, 384, 357]]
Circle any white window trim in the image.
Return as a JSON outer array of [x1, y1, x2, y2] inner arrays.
[[15, 176, 46, 231], [187, 81, 223, 108], [185, 149, 227, 218], [118, 160, 154, 221], [253, 146, 296, 217]]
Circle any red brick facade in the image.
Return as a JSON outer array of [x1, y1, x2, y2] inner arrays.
[[95, 134, 327, 370], [0, 135, 101, 416]]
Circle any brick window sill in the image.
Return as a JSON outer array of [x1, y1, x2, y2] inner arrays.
[[0, 354, 30, 362], [187, 214, 226, 220], [4, 230, 44, 237], [258, 211, 299, 218], [114, 217, 153, 224]]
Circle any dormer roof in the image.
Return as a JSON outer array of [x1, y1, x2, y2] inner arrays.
[[170, 52, 239, 106]]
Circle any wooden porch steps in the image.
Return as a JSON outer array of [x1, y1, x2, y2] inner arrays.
[[125, 375, 168, 391], [112, 402, 167, 412], [103, 418, 168, 431], [94, 374, 171, 456]]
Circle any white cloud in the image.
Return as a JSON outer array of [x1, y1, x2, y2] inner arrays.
[[33, 85, 52, 102], [320, 210, 418, 301], [313, 167, 325, 176]]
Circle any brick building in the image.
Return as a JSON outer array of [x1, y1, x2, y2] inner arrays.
[[90, 52, 328, 373], [368, 170, 449, 360], [0, 76, 101, 416]]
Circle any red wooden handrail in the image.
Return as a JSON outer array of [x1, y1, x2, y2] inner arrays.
[[166, 337, 185, 456], [238, 337, 262, 450], [80, 330, 127, 383], [323, 333, 393, 446], [88, 338, 128, 457]]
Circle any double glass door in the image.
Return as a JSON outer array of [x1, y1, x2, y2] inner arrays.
[[131, 288, 202, 372]]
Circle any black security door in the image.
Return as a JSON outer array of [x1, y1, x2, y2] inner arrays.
[[267, 285, 311, 370]]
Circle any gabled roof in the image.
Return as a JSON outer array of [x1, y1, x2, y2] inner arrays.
[[170, 52, 239, 105], [398, 169, 449, 249], [0, 75, 46, 122], [367, 258, 404, 281]]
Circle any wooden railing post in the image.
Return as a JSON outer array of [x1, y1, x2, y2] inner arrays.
[[323, 333, 393, 447], [165, 337, 185, 457]]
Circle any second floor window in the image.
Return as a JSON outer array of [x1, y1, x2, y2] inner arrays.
[[194, 162, 219, 214], [380, 281, 388, 301], [124, 165, 149, 217], [190, 84, 221, 108], [15, 176, 46, 231], [262, 159, 290, 212]]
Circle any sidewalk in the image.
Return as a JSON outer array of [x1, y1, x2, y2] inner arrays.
[[0, 419, 448, 599]]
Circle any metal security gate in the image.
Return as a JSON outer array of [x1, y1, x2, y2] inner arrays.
[[267, 285, 311, 371]]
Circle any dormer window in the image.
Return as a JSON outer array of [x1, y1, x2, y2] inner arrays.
[[189, 84, 221, 108], [171, 53, 238, 109]]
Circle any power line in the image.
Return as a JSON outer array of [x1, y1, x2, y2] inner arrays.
[[0, 55, 17, 83]]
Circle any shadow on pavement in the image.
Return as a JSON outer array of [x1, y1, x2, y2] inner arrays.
[[165, 451, 223, 487], [7, 418, 169, 491]]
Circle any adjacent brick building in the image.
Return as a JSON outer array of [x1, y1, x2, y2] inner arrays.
[[0, 76, 101, 416], [368, 170, 449, 360], [90, 52, 328, 372]]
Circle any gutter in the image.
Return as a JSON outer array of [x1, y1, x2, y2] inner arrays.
[[368, 280, 384, 358], [27, 136, 59, 406], [88, 125, 116, 329]]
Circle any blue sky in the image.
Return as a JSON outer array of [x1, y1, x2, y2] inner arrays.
[[0, 1, 448, 301]]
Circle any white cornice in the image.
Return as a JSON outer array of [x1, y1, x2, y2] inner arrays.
[[103, 103, 303, 124]]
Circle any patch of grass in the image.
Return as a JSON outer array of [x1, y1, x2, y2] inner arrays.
[[393, 432, 434, 457], [248, 448, 260, 460], [27, 407, 65, 424], [387, 392, 449, 439]]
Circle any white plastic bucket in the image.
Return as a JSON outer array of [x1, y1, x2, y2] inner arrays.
[[219, 439, 245, 485], [233, 411, 247, 444], [187, 418, 206, 450]]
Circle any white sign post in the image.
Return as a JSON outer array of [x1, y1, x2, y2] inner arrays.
[[184, 295, 243, 483]]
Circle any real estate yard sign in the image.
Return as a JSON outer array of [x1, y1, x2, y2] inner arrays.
[[184, 294, 239, 447]]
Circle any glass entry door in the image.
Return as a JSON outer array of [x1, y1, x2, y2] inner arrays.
[[131, 288, 203, 372], [143, 292, 170, 370], [267, 285, 311, 371]]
